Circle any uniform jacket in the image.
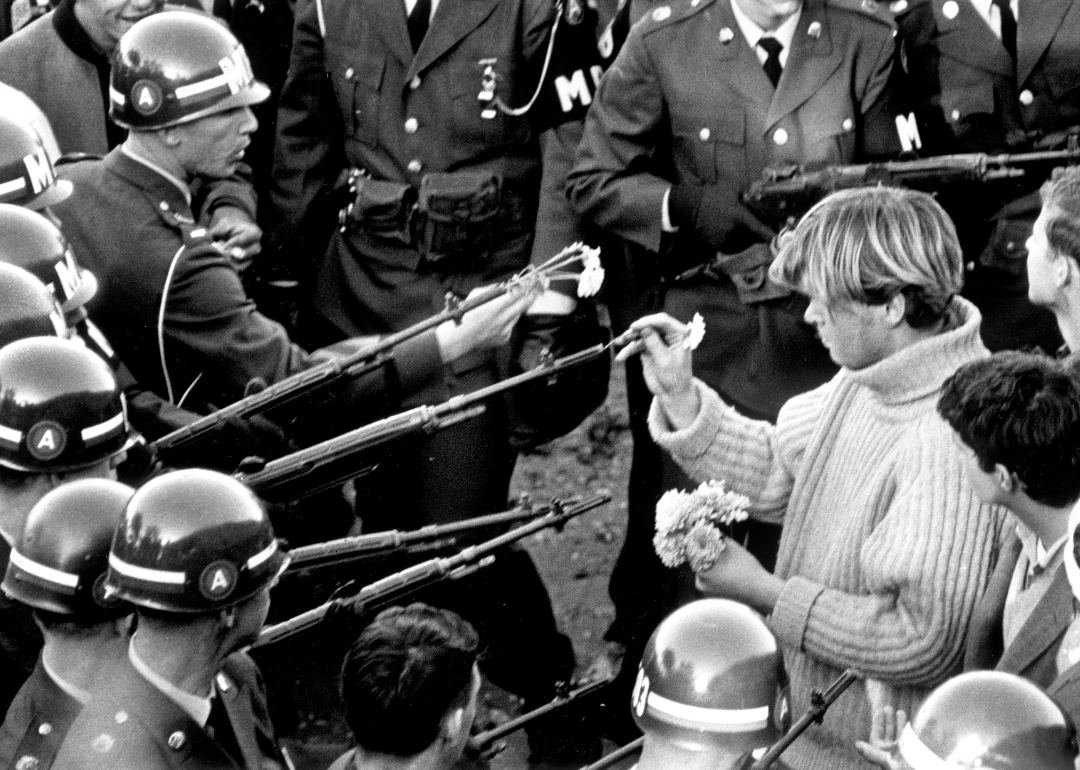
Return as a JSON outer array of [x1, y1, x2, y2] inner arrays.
[[51, 652, 284, 770], [895, 0, 1080, 154], [567, 0, 900, 256], [53, 148, 442, 417], [566, 0, 901, 414], [1049, 659, 1080, 724], [269, 0, 558, 335], [0, 659, 79, 770]]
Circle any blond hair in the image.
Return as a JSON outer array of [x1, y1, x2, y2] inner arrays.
[[769, 186, 963, 327], [1040, 166, 1080, 265]]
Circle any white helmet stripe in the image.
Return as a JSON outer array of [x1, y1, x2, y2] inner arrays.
[[899, 722, 950, 770], [81, 411, 124, 443], [174, 73, 230, 102], [646, 691, 769, 730], [109, 85, 126, 106], [0, 424, 21, 447], [10, 548, 79, 589], [246, 540, 278, 570], [109, 552, 185, 585], [0, 177, 26, 197]]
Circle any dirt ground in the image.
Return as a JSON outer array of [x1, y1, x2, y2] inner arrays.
[[270, 365, 637, 769]]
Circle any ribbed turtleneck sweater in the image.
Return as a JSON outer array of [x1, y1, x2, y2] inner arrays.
[[648, 298, 1007, 770]]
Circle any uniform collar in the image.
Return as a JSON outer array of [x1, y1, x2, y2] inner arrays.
[[730, 0, 801, 59], [129, 636, 213, 727], [119, 145, 192, 206], [42, 648, 91, 705]]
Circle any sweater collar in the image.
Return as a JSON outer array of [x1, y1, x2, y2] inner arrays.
[[845, 297, 986, 405]]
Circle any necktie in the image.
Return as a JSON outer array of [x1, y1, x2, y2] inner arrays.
[[206, 695, 244, 766], [408, 0, 431, 52], [758, 37, 783, 88], [992, 0, 1017, 60]]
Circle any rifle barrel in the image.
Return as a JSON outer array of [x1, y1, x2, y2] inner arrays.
[[750, 669, 860, 770], [467, 676, 613, 751], [578, 738, 644, 770], [254, 493, 611, 648]]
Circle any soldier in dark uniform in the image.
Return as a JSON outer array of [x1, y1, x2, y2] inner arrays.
[[268, 0, 591, 752], [0, 480, 135, 770], [567, 0, 905, 716], [892, 0, 1080, 353], [0, 336, 139, 716], [51, 469, 291, 770]]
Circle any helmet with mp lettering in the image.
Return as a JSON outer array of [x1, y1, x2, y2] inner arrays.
[[106, 469, 289, 613], [0, 204, 97, 315], [0, 113, 71, 210], [2, 479, 135, 618], [0, 337, 137, 473], [0, 262, 68, 349], [631, 599, 786, 756], [897, 671, 1077, 770], [109, 10, 270, 131]]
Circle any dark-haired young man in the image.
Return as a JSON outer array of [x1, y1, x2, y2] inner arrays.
[[332, 603, 480, 770], [938, 351, 1080, 686]]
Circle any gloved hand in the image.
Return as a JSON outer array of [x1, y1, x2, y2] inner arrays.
[[506, 301, 611, 451], [669, 181, 775, 252]]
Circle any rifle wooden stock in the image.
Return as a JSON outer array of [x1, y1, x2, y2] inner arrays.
[[148, 283, 512, 461], [467, 676, 613, 752], [750, 669, 860, 770], [236, 343, 608, 502], [254, 493, 611, 648], [578, 738, 644, 770], [285, 500, 569, 570], [743, 148, 1080, 226]]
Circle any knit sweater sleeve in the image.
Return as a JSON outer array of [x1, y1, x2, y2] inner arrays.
[[648, 378, 826, 523], [769, 416, 1005, 686]]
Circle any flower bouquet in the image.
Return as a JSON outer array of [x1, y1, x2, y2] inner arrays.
[[653, 480, 750, 572]]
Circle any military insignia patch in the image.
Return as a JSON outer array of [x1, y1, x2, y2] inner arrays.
[[131, 80, 163, 116], [199, 560, 238, 600], [26, 421, 65, 461]]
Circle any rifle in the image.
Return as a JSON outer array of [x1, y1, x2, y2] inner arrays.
[[742, 148, 1080, 228], [148, 243, 594, 463], [578, 737, 644, 770], [749, 669, 860, 770], [237, 342, 609, 502], [254, 493, 611, 648], [467, 676, 613, 754], [285, 498, 576, 571]]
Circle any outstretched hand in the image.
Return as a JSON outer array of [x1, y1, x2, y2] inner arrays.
[[615, 313, 699, 429], [435, 283, 541, 364], [854, 706, 908, 770]]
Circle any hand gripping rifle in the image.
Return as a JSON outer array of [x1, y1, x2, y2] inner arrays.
[[283, 497, 577, 572], [742, 148, 1080, 229], [148, 243, 594, 463], [749, 668, 860, 770], [467, 676, 613, 755], [253, 493, 611, 648], [236, 342, 609, 502]]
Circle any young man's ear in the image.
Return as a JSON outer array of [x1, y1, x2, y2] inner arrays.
[[441, 706, 467, 744], [882, 292, 907, 327], [993, 463, 1016, 494]]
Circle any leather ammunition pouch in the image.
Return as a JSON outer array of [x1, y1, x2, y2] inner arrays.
[[416, 171, 501, 265], [339, 169, 503, 268]]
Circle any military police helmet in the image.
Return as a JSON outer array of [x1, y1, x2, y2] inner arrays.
[[107, 469, 289, 613], [898, 671, 1077, 770], [0, 262, 68, 350], [2, 479, 135, 618], [0, 114, 71, 210], [0, 337, 137, 473], [0, 204, 97, 315], [109, 11, 270, 131], [631, 599, 787, 753]]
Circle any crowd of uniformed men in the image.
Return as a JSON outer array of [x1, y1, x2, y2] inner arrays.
[[0, 0, 1076, 765]]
